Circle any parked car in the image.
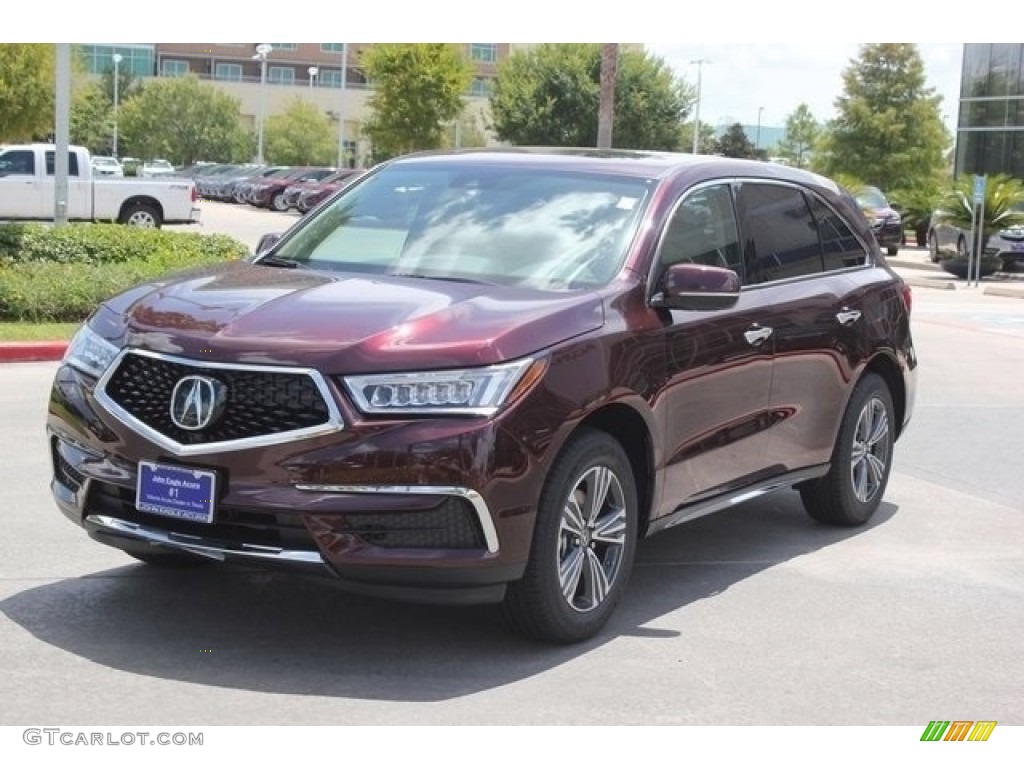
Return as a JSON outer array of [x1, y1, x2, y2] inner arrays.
[[139, 159, 177, 178], [90, 155, 124, 177], [248, 166, 336, 211], [48, 148, 916, 644], [856, 186, 903, 256], [0, 143, 199, 227], [927, 204, 1024, 272], [295, 168, 363, 213]]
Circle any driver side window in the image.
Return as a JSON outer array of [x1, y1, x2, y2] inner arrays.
[[657, 184, 742, 276]]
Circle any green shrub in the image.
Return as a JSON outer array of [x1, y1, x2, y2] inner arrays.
[[0, 223, 247, 322]]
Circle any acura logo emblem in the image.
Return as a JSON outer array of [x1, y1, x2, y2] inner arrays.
[[169, 376, 226, 431]]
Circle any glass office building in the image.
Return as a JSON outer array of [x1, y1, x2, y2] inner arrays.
[[77, 45, 156, 77], [956, 43, 1024, 177]]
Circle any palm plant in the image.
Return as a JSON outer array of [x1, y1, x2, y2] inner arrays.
[[889, 181, 945, 246], [933, 173, 1024, 251]]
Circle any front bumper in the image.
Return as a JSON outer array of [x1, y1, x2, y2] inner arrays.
[[48, 361, 535, 603]]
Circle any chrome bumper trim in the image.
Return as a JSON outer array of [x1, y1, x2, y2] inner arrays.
[[84, 514, 327, 567], [294, 484, 500, 554]]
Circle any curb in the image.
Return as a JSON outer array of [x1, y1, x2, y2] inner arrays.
[[899, 275, 958, 291], [983, 285, 1024, 299], [0, 341, 68, 363]]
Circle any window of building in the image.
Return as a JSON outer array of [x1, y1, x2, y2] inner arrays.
[[268, 66, 295, 85], [319, 69, 342, 87], [77, 45, 155, 76], [658, 184, 742, 273], [470, 44, 497, 63], [735, 183, 823, 283], [269, 43, 297, 51], [469, 77, 494, 97], [321, 44, 345, 53], [161, 59, 189, 77], [214, 62, 243, 81]]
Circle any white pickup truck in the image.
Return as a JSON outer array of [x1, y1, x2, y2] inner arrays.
[[0, 144, 200, 228]]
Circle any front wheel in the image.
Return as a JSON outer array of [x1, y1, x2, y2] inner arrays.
[[800, 373, 895, 527], [503, 428, 638, 644], [928, 232, 940, 262]]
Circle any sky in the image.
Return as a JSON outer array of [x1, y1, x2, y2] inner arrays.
[[644, 43, 964, 137]]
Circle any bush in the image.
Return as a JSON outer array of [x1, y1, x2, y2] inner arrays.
[[0, 223, 247, 322]]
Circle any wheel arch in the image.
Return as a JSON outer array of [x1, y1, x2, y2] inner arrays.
[[861, 352, 906, 439], [118, 196, 164, 222], [574, 403, 656, 537]]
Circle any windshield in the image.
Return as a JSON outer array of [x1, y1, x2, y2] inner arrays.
[[272, 163, 652, 290], [856, 186, 889, 208]]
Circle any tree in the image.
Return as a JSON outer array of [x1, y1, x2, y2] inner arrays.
[[490, 44, 692, 150], [715, 123, 758, 158], [361, 44, 473, 160], [0, 44, 56, 141], [679, 121, 717, 154], [70, 83, 114, 153], [117, 75, 250, 165], [264, 97, 337, 166], [814, 44, 949, 190], [440, 109, 489, 149], [775, 103, 820, 169]]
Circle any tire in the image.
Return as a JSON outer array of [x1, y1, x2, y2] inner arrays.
[[928, 232, 939, 262], [800, 373, 895, 527], [957, 236, 968, 258], [270, 191, 289, 212], [887, 246, 899, 256], [127, 549, 212, 568], [118, 203, 162, 228], [503, 428, 638, 644]]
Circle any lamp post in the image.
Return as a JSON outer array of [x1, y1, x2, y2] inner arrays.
[[337, 44, 348, 168], [756, 106, 764, 151], [690, 58, 710, 155], [112, 53, 122, 158], [253, 43, 272, 164], [308, 66, 318, 89]]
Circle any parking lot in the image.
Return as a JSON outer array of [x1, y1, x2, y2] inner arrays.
[[2, 200, 1023, 725]]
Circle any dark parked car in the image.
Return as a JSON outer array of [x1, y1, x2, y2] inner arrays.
[[248, 167, 336, 211], [283, 169, 362, 212], [48, 149, 917, 644], [856, 186, 903, 256]]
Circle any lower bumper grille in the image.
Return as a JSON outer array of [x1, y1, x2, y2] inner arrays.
[[335, 500, 485, 549]]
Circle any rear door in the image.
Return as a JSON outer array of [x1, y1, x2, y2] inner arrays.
[[42, 150, 90, 219], [733, 181, 872, 473]]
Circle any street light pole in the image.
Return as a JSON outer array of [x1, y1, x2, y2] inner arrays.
[[112, 53, 122, 157], [337, 44, 348, 168], [690, 58, 710, 155], [756, 106, 764, 150], [253, 43, 272, 165], [308, 66, 318, 89]]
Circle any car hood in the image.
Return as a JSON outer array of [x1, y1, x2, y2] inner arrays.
[[102, 262, 605, 372]]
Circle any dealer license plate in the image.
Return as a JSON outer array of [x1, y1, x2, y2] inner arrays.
[[136, 461, 217, 524]]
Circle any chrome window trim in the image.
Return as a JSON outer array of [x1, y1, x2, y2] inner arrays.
[[94, 349, 344, 457], [294, 484, 500, 554]]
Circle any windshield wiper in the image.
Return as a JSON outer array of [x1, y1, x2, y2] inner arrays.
[[255, 255, 303, 269], [390, 271, 491, 285]]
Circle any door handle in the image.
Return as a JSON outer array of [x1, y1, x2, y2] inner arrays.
[[743, 325, 773, 346], [836, 308, 862, 326]]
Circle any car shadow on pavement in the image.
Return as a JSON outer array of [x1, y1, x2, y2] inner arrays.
[[0, 491, 896, 703]]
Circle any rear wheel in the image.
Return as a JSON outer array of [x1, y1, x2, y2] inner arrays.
[[270, 191, 289, 212], [800, 373, 894, 527], [503, 428, 638, 644], [118, 203, 161, 228], [928, 232, 940, 262]]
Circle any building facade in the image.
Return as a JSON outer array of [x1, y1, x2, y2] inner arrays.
[[956, 43, 1024, 178], [79, 43, 510, 166]]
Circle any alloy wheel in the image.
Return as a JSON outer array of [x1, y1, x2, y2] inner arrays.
[[849, 397, 890, 503]]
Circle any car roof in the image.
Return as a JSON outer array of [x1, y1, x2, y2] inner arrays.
[[388, 146, 842, 192]]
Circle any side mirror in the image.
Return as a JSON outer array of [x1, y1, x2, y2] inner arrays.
[[651, 263, 741, 311], [255, 232, 281, 255]]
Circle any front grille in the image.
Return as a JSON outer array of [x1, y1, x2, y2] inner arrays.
[[103, 353, 330, 445], [335, 499, 485, 549], [86, 480, 318, 551]]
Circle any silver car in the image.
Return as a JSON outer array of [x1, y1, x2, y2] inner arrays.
[[928, 204, 1024, 272]]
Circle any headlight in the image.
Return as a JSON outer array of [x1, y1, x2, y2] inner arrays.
[[63, 324, 120, 378], [344, 359, 537, 416]]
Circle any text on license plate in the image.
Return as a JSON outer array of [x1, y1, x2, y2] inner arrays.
[[136, 461, 217, 524]]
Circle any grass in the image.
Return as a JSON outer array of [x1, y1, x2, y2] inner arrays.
[[0, 322, 79, 342]]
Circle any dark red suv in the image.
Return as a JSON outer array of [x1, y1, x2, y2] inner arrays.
[[48, 149, 917, 644]]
